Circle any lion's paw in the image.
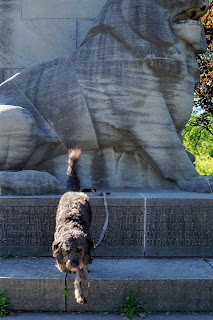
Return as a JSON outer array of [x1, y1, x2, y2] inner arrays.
[[178, 175, 213, 193], [178, 176, 213, 193], [0, 170, 66, 195]]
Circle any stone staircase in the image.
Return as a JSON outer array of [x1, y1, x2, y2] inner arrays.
[[1, 257, 213, 313], [0, 191, 213, 313]]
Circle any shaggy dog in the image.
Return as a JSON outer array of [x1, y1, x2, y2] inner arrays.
[[52, 149, 93, 304]]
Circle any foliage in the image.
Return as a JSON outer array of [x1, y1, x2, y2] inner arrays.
[[33, 249, 40, 258], [1, 251, 13, 259], [203, 257, 213, 269], [15, 251, 22, 258], [1, 250, 22, 259], [63, 286, 69, 297], [182, 112, 213, 175], [120, 288, 146, 320], [195, 1, 213, 113], [0, 291, 10, 317]]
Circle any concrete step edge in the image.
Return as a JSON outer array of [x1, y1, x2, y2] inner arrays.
[[4, 312, 213, 320]]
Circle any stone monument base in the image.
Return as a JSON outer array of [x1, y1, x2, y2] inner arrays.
[[0, 192, 213, 257]]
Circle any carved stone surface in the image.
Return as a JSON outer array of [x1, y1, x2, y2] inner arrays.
[[0, 170, 66, 195], [91, 197, 144, 257], [145, 197, 213, 257], [1, 193, 213, 258], [0, 0, 211, 194], [0, 197, 58, 256], [0, 195, 145, 257]]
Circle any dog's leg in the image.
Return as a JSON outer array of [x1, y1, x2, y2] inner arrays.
[[74, 266, 89, 304]]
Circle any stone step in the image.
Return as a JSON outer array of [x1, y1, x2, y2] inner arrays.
[[1, 258, 213, 313], [0, 191, 213, 258], [4, 312, 213, 320]]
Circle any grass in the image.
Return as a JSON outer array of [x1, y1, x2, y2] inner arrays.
[[63, 286, 69, 297], [1, 251, 13, 259], [0, 249, 40, 259], [0, 291, 10, 317], [120, 288, 146, 320], [33, 249, 40, 258], [15, 251, 22, 258], [0, 250, 22, 259]]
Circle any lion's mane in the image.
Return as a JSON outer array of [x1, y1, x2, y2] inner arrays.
[[81, 0, 188, 78]]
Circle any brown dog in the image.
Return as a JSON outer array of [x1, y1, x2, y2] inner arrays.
[[52, 149, 93, 304]]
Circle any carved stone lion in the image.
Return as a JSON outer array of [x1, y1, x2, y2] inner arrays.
[[0, 0, 211, 194]]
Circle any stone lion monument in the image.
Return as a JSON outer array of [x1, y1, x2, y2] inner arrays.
[[0, 0, 211, 195]]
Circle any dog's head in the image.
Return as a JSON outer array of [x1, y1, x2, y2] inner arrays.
[[52, 230, 92, 273]]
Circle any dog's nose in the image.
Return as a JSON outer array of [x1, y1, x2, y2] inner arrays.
[[71, 260, 79, 268]]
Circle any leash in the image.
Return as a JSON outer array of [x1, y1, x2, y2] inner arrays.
[[94, 192, 109, 248]]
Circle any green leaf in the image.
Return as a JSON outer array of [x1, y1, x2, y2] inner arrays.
[[63, 286, 69, 297]]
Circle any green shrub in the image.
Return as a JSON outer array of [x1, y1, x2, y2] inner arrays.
[[120, 288, 146, 320], [182, 112, 213, 175]]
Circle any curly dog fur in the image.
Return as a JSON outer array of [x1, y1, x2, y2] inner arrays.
[[52, 149, 93, 304]]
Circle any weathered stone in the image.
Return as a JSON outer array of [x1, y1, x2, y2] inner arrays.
[[0, 193, 213, 258], [22, 0, 105, 19], [145, 197, 213, 257], [0, 19, 76, 68], [77, 19, 95, 48], [91, 196, 144, 257], [1, 257, 213, 312], [0, 0, 211, 194], [0, 105, 39, 170], [66, 278, 213, 313], [0, 195, 145, 257], [0, 0, 21, 19], [0, 171, 66, 195], [0, 68, 23, 83], [0, 277, 65, 311]]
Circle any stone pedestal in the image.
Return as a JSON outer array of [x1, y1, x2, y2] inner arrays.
[[0, 192, 213, 258]]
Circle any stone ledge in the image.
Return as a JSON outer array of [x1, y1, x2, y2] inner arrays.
[[1, 257, 213, 312], [5, 312, 213, 320]]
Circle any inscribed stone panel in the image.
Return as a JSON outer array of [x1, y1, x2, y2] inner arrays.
[[145, 198, 213, 257], [0, 198, 59, 256], [90, 197, 145, 257], [0, 196, 145, 257]]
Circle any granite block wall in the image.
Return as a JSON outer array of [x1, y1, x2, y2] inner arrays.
[[0, 0, 105, 83]]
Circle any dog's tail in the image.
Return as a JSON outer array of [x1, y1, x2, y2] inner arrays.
[[67, 148, 81, 191]]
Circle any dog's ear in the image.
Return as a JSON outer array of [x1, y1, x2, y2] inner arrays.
[[52, 241, 63, 258]]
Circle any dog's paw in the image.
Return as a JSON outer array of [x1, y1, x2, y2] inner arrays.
[[76, 297, 87, 304]]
